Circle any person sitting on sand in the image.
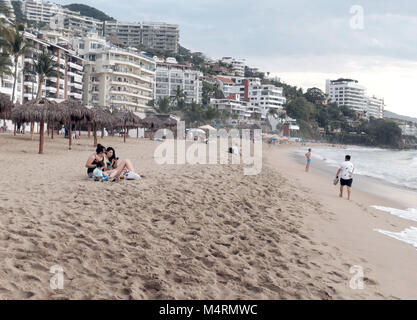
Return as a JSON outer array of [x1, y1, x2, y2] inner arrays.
[[305, 148, 312, 172], [92, 161, 110, 181], [86, 144, 106, 178], [104, 146, 144, 177]]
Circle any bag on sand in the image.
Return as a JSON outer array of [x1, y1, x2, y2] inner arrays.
[[125, 171, 141, 180]]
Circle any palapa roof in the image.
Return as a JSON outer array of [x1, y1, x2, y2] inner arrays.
[[90, 106, 114, 128], [113, 110, 142, 128], [142, 114, 177, 129], [58, 100, 92, 123], [11, 98, 61, 123]]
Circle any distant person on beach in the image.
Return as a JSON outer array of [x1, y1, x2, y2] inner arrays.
[[305, 148, 312, 172], [335, 155, 354, 200]]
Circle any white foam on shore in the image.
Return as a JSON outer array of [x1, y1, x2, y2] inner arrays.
[[371, 206, 417, 222], [375, 227, 417, 249]]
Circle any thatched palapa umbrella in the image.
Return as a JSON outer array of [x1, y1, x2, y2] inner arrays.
[[0, 93, 14, 133], [59, 100, 92, 150], [142, 114, 178, 139], [113, 110, 142, 142], [11, 98, 60, 154], [90, 106, 113, 147]]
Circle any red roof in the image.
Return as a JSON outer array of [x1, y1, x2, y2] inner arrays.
[[217, 76, 234, 84], [225, 94, 238, 100]]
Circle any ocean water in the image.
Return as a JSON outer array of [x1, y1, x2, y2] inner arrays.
[[372, 206, 417, 250], [298, 147, 417, 190]]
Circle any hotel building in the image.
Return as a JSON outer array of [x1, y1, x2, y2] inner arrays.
[[75, 33, 155, 114]]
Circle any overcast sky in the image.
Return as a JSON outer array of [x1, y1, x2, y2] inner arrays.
[[56, 0, 417, 117]]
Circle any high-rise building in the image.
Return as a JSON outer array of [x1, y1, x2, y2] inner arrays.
[[0, 31, 84, 103], [141, 22, 179, 53], [21, 0, 62, 24], [154, 60, 202, 104], [366, 96, 384, 119], [103, 21, 180, 53], [0, 0, 15, 20], [75, 33, 155, 114], [50, 8, 104, 36], [326, 79, 367, 113]]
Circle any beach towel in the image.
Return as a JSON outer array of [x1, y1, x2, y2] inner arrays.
[[125, 171, 141, 180]]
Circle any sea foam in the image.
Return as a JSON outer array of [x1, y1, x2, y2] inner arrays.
[[371, 206, 417, 222]]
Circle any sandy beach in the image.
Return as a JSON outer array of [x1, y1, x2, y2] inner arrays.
[[0, 133, 416, 299]]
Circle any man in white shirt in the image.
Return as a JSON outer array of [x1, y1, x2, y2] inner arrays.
[[335, 155, 354, 200]]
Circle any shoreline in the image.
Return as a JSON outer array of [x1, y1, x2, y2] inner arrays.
[[264, 143, 417, 299]]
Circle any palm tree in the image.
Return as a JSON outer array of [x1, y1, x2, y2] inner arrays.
[[155, 96, 171, 114], [1, 24, 30, 102], [0, 53, 12, 86], [172, 87, 186, 110], [33, 49, 57, 99]]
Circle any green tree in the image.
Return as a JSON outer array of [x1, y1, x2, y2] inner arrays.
[[304, 87, 326, 104], [1, 24, 30, 102], [172, 87, 186, 110], [33, 49, 57, 99], [284, 97, 315, 121], [155, 97, 171, 114]]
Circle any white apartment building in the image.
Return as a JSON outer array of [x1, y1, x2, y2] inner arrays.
[[366, 96, 384, 119], [210, 97, 261, 120], [216, 75, 285, 118], [247, 84, 286, 118], [21, 0, 62, 24], [0, 0, 15, 20], [75, 33, 155, 114], [326, 79, 367, 113], [399, 124, 417, 137], [50, 8, 104, 36], [23, 32, 84, 102], [102, 21, 142, 47], [155, 62, 202, 104], [103, 21, 180, 53], [220, 57, 246, 77], [0, 31, 84, 103]]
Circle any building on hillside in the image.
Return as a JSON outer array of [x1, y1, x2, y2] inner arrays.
[[399, 124, 417, 137], [102, 21, 180, 53], [326, 78, 367, 113], [366, 95, 384, 119], [215, 75, 285, 118], [50, 8, 104, 36], [0, 0, 15, 20], [21, 0, 62, 24], [0, 31, 84, 103], [154, 61, 202, 104], [23, 32, 84, 102], [102, 21, 142, 47], [75, 33, 155, 114], [141, 22, 179, 53], [220, 57, 245, 76]]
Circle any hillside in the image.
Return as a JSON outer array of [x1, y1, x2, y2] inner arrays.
[[63, 3, 115, 21], [384, 110, 417, 124]]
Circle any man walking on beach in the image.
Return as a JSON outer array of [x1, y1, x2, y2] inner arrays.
[[305, 148, 312, 172], [336, 155, 354, 200]]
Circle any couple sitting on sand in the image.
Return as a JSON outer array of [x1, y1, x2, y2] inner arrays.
[[85, 144, 144, 181]]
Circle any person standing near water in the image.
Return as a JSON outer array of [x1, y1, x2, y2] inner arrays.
[[305, 148, 312, 172], [336, 155, 354, 200]]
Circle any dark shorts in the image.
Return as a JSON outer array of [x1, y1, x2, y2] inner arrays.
[[340, 178, 353, 187]]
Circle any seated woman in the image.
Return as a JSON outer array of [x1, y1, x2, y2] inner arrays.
[[104, 146, 144, 177], [85, 144, 106, 178]]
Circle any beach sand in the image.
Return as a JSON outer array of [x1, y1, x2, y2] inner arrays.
[[0, 133, 415, 299]]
